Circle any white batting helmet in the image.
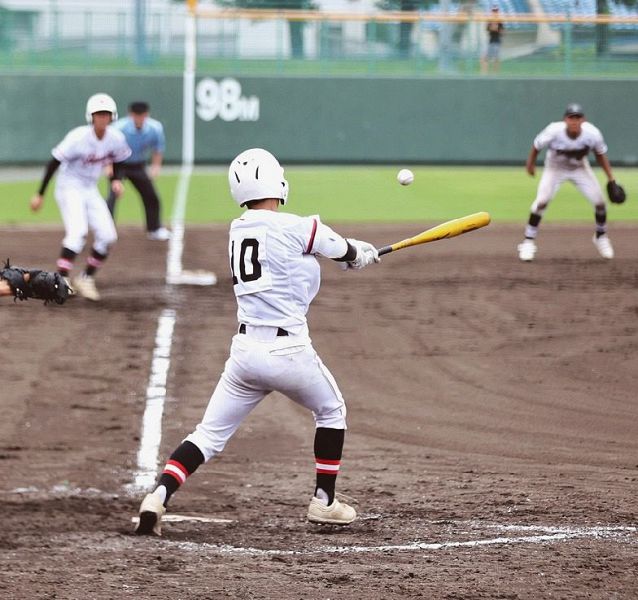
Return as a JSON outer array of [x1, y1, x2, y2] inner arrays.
[[228, 148, 289, 207], [85, 93, 118, 123]]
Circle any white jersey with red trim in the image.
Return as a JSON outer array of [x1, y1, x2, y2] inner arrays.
[[185, 207, 350, 460], [229, 209, 347, 333], [52, 125, 131, 186], [534, 121, 607, 170]]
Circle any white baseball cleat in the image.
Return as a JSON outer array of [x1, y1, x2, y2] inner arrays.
[[72, 274, 100, 301], [517, 238, 537, 262], [147, 227, 171, 241], [307, 496, 356, 525], [592, 234, 614, 259], [135, 493, 166, 536]]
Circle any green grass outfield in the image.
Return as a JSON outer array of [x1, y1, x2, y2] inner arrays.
[[1, 166, 637, 226]]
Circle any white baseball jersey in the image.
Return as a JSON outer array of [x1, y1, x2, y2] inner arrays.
[[51, 125, 131, 255], [530, 121, 608, 213], [229, 209, 348, 334], [185, 208, 350, 463], [534, 121, 607, 170], [52, 125, 131, 186]]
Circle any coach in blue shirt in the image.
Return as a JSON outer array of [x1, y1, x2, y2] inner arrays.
[[106, 101, 171, 240]]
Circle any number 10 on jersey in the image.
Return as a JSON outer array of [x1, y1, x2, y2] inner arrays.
[[230, 232, 272, 295]]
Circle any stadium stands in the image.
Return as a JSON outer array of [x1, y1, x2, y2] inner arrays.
[[537, 0, 638, 30]]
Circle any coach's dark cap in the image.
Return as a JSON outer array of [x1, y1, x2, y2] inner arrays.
[[129, 101, 150, 114], [564, 103, 584, 117]]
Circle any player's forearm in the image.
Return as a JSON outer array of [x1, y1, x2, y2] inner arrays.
[[596, 153, 614, 180], [333, 241, 357, 262], [150, 152, 163, 178], [526, 147, 539, 167], [151, 152, 163, 169], [37, 158, 61, 195], [111, 161, 126, 181], [525, 147, 539, 174], [310, 222, 349, 259]]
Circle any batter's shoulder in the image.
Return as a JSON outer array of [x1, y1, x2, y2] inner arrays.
[[259, 211, 320, 240], [278, 212, 322, 231]]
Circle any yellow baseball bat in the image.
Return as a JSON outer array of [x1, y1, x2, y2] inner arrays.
[[377, 212, 491, 256]]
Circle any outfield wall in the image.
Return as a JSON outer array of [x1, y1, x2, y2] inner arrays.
[[2, 74, 637, 165]]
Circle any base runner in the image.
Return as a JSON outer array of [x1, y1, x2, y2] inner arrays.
[[30, 93, 132, 301], [135, 148, 380, 535]]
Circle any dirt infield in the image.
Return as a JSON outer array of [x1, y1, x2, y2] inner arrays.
[[1, 224, 636, 599]]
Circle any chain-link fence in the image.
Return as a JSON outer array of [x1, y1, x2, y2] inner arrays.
[[1, 2, 637, 77]]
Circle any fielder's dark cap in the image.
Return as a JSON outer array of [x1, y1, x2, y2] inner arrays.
[[129, 101, 150, 114], [564, 103, 584, 117]]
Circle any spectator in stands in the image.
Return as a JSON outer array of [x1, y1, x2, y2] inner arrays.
[[481, 6, 505, 74]]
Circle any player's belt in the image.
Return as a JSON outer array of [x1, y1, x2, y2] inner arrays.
[[238, 323, 288, 336]]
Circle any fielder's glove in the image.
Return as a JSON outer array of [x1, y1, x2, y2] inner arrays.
[[344, 239, 380, 270], [1, 259, 70, 304], [606, 180, 626, 204]]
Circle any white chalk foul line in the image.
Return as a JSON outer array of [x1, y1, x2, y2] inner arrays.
[[128, 165, 189, 492], [166, 163, 216, 286], [165, 163, 191, 285], [128, 164, 218, 492], [128, 308, 177, 491], [131, 514, 234, 525], [168, 525, 636, 556]]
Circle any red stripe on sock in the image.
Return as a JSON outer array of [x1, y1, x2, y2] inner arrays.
[[315, 458, 341, 465], [166, 459, 189, 477], [162, 460, 189, 485], [57, 258, 73, 271], [87, 256, 103, 268]]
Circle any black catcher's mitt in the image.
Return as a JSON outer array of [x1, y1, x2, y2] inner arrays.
[[1, 259, 70, 304], [607, 180, 626, 204]]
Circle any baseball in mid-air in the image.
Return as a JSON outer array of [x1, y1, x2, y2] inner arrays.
[[397, 168, 414, 186]]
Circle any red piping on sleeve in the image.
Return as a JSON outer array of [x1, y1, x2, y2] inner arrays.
[[305, 218, 318, 254]]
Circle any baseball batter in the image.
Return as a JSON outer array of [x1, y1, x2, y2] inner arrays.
[[518, 103, 619, 262], [30, 93, 132, 300], [135, 148, 380, 536]]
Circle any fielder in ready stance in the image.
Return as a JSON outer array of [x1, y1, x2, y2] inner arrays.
[[105, 101, 171, 241], [135, 148, 380, 535], [30, 93, 132, 301], [518, 103, 619, 262]]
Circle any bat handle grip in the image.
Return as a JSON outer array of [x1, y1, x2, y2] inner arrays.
[[377, 245, 393, 256]]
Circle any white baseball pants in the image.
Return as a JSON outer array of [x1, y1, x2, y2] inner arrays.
[[531, 162, 605, 215], [185, 325, 347, 462], [55, 180, 117, 255]]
